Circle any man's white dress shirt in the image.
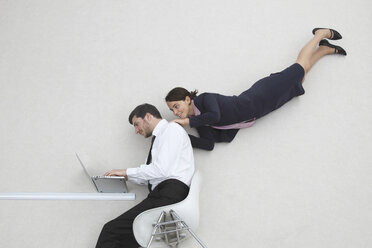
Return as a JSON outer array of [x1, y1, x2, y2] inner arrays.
[[126, 119, 195, 190]]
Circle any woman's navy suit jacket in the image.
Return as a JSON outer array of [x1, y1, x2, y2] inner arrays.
[[188, 92, 259, 150]]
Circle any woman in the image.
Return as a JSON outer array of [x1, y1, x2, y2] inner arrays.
[[165, 28, 347, 150]]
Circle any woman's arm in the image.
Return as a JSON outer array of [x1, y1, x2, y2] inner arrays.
[[189, 134, 215, 151], [188, 125, 240, 151], [189, 94, 221, 128], [188, 125, 217, 151]]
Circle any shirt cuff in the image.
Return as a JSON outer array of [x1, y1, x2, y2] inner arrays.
[[126, 167, 147, 185], [126, 167, 137, 177]]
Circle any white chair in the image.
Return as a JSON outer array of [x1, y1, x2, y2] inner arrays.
[[133, 170, 206, 248]]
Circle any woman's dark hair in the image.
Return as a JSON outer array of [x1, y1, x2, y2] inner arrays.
[[128, 103, 162, 124], [165, 87, 198, 102]]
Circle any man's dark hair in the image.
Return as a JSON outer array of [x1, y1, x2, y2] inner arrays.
[[128, 103, 162, 124]]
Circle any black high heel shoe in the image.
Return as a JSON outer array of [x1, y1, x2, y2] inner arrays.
[[312, 28, 342, 40], [319, 39, 347, 56]]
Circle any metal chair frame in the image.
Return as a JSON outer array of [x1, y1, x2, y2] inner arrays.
[[145, 210, 207, 248]]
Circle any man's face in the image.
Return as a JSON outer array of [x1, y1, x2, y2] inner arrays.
[[132, 115, 152, 138]]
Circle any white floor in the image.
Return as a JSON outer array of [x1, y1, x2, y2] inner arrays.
[[1, 0, 372, 247]]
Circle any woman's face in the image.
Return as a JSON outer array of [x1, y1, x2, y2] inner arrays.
[[167, 97, 192, 119]]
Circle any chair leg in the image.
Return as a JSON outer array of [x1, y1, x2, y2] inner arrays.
[[145, 210, 207, 248], [170, 210, 208, 248], [146, 211, 166, 248]]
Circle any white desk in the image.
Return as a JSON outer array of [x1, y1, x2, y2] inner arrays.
[[0, 192, 135, 201]]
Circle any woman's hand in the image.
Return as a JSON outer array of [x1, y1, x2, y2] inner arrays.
[[104, 169, 128, 180], [170, 118, 190, 127]]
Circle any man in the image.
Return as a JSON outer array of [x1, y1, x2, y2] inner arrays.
[[96, 103, 195, 248]]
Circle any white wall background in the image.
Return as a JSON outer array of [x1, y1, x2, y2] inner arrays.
[[1, 0, 371, 247]]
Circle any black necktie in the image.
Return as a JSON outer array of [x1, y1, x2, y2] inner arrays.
[[146, 136, 156, 191]]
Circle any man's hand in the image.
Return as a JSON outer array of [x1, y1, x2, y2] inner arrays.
[[104, 169, 128, 180], [170, 118, 189, 127]]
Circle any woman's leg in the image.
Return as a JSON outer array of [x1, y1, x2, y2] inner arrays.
[[296, 29, 334, 82], [308, 45, 335, 70]]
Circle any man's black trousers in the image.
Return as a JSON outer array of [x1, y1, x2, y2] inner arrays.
[[95, 179, 189, 248]]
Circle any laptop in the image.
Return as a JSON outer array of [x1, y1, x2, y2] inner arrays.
[[75, 153, 129, 193]]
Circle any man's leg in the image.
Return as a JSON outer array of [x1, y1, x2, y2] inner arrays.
[[96, 180, 189, 248], [95, 197, 155, 248]]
